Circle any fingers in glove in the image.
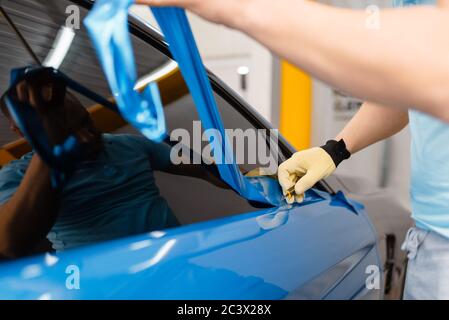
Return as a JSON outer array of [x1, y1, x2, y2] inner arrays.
[[294, 172, 318, 197], [278, 161, 304, 194]]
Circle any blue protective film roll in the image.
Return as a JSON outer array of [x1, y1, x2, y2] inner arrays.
[[84, 0, 166, 142]]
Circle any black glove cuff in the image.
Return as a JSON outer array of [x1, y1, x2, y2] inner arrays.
[[320, 139, 351, 167]]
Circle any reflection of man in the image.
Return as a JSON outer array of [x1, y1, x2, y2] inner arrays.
[[0, 70, 223, 258]]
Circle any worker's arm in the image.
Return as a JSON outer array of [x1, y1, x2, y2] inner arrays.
[[336, 102, 409, 154], [0, 70, 101, 258], [139, 0, 449, 122], [278, 102, 409, 203], [141, 138, 229, 188], [0, 155, 60, 258]]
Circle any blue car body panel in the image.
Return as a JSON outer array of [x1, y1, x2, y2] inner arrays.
[[0, 194, 382, 300]]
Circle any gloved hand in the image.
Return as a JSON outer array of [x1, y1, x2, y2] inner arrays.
[[278, 140, 351, 204]]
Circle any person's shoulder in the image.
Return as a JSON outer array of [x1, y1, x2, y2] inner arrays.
[[0, 152, 33, 179], [1, 152, 33, 169]]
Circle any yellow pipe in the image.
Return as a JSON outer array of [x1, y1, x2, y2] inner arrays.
[[279, 61, 312, 151]]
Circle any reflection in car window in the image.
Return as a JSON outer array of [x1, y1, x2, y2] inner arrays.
[[160, 90, 279, 225], [0, 0, 169, 145], [0, 0, 278, 255]]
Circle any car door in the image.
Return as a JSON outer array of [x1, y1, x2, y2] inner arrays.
[[0, 190, 381, 300], [0, 0, 382, 300]]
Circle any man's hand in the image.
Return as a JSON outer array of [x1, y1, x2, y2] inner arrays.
[[15, 69, 69, 145], [278, 140, 350, 204], [135, 0, 250, 27], [13, 69, 103, 160], [278, 148, 336, 204]]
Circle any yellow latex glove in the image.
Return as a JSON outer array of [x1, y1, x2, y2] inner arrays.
[[278, 147, 337, 204]]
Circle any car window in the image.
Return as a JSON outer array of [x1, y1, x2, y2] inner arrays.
[[0, 0, 169, 145], [160, 90, 279, 225], [0, 0, 280, 231]]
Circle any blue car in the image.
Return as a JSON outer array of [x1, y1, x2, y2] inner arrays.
[[0, 0, 412, 300]]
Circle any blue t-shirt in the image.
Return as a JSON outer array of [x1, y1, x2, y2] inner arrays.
[[0, 134, 179, 250], [394, 0, 449, 238]]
